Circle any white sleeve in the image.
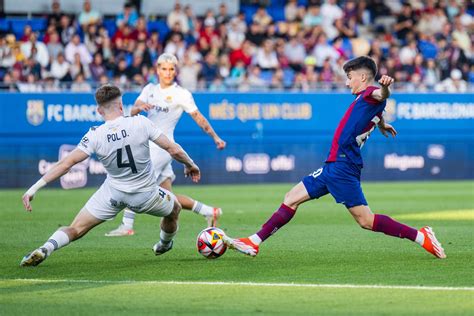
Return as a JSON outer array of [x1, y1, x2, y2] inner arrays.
[[139, 115, 163, 141], [137, 84, 151, 103], [180, 89, 198, 113], [76, 129, 96, 156]]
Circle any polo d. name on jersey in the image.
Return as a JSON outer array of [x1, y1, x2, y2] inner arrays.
[[107, 129, 129, 142]]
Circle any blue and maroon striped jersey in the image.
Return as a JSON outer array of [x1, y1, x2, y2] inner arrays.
[[326, 86, 386, 167]]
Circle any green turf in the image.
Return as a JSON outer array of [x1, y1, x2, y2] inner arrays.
[[1, 181, 473, 315]]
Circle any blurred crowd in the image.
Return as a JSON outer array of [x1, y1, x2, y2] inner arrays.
[[0, 0, 472, 92]]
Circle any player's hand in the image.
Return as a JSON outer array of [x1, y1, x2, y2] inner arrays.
[[214, 137, 226, 150], [378, 123, 397, 137], [184, 164, 201, 183], [22, 193, 34, 212], [378, 75, 394, 87], [134, 103, 154, 113]]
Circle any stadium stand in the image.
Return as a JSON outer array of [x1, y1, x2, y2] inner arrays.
[[0, 0, 472, 92]]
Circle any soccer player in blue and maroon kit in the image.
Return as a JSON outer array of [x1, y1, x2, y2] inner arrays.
[[224, 56, 446, 259]]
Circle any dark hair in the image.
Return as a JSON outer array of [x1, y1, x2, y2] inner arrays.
[[95, 84, 122, 107], [343, 56, 378, 78]]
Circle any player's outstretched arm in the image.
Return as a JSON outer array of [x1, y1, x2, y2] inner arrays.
[[130, 100, 154, 116], [153, 135, 201, 183], [22, 149, 90, 211], [189, 110, 226, 150], [371, 75, 394, 102]]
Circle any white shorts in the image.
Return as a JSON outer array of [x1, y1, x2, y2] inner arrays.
[[85, 182, 176, 221], [150, 145, 175, 185]]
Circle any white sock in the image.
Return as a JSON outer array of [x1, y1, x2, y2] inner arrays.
[[415, 231, 425, 246], [122, 209, 136, 229], [42, 230, 70, 256], [160, 228, 177, 245], [249, 234, 262, 245], [192, 201, 215, 217]]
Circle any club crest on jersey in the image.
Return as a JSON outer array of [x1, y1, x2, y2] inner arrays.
[[164, 96, 173, 103], [26, 100, 45, 126]]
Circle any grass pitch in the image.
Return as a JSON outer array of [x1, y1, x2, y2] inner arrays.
[[1, 181, 473, 315]]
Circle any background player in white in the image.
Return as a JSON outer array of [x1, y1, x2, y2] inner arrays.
[[20, 84, 200, 267], [106, 53, 226, 237]]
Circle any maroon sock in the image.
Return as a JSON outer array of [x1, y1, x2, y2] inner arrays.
[[256, 203, 296, 242], [372, 214, 417, 241]]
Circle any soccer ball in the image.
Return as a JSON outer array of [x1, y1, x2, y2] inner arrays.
[[196, 227, 227, 259]]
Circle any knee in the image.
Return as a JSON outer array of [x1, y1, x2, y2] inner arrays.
[[170, 201, 181, 219], [283, 191, 300, 210]]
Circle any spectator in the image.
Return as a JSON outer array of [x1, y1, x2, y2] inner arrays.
[[247, 66, 267, 90], [312, 33, 339, 67], [20, 25, 33, 42], [200, 53, 219, 85], [227, 19, 246, 50], [394, 3, 416, 42], [113, 58, 128, 81], [184, 5, 197, 36], [70, 73, 92, 92], [84, 24, 100, 55], [218, 54, 231, 79], [17, 73, 43, 92], [424, 58, 440, 89], [435, 68, 468, 93], [252, 6, 273, 28], [284, 0, 299, 22], [321, 0, 343, 39], [452, 17, 471, 57], [269, 68, 284, 90], [303, 6, 323, 29], [69, 52, 89, 79], [167, 3, 188, 34], [50, 53, 71, 81], [209, 76, 226, 92], [65, 34, 92, 65], [116, 2, 139, 28], [246, 22, 266, 46], [89, 52, 106, 81], [254, 39, 279, 71], [43, 76, 61, 92], [229, 40, 253, 67], [0, 36, 15, 68], [125, 54, 143, 79], [46, 32, 64, 61], [216, 3, 230, 25], [133, 17, 149, 42], [178, 53, 201, 91], [47, 0, 65, 28], [21, 33, 50, 68], [57, 15, 75, 46], [78, 0, 102, 29], [229, 11, 247, 34], [164, 33, 186, 61]]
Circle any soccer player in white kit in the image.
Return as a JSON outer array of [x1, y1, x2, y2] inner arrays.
[[20, 84, 200, 267], [106, 53, 226, 237]]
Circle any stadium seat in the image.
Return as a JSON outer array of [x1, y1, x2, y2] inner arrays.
[[267, 7, 286, 22], [240, 5, 258, 25], [260, 70, 274, 84], [147, 20, 169, 41], [103, 19, 117, 37], [283, 68, 295, 87], [0, 19, 9, 32], [29, 18, 47, 32]]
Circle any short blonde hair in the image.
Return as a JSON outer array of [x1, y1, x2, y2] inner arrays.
[[156, 53, 178, 66]]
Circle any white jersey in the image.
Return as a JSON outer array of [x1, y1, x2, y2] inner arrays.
[[77, 115, 163, 193], [137, 82, 198, 142]]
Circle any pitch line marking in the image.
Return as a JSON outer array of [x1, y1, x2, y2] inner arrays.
[[3, 279, 474, 291]]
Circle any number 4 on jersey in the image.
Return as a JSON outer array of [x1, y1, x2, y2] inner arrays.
[[117, 145, 138, 173]]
